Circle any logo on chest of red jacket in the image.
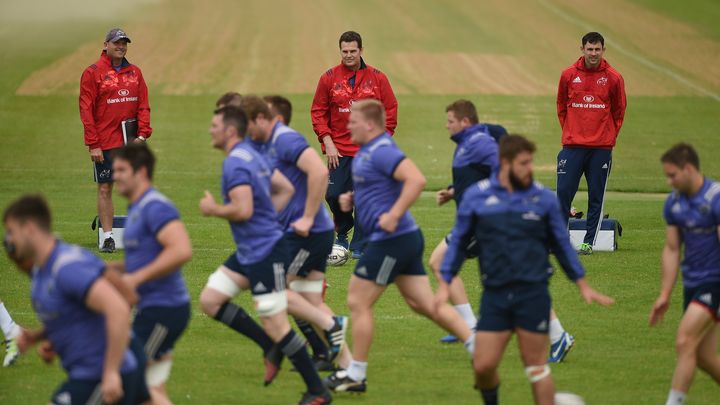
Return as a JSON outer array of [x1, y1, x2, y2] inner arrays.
[[118, 89, 130, 96], [583, 95, 595, 103], [597, 77, 608, 86]]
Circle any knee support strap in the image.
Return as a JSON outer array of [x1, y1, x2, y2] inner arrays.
[[289, 279, 324, 293], [525, 364, 551, 383], [254, 290, 288, 317], [146, 359, 173, 387], [206, 267, 240, 297]]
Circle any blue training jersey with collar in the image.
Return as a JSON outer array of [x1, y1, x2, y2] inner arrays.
[[440, 176, 585, 287], [450, 124, 499, 205], [663, 178, 720, 288]]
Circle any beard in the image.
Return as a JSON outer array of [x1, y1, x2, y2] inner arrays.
[[509, 170, 533, 190]]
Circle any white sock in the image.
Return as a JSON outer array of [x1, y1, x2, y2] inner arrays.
[[666, 389, 686, 405], [0, 303, 19, 339], [455, 303, 477, 329], [347, 360, 367, 382], [464, 334, 475, 355], [103, 231, 114, 240], [549, 318, 565, 344]]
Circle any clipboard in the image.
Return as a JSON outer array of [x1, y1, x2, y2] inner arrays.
[[122, 118, 139, 144]]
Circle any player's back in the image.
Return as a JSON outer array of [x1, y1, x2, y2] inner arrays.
[[451, 124, 499, 205]]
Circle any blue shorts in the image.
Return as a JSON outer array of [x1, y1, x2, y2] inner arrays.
[[354, 230, 426, 286], [683, 282, 720, 322], [224, 239, 288, 295], [93, 149, 120, 184], [476, 283, 551, 333], [133, 303, 191, 360], [51, 366, 150, 405], [444, 232, 479, 259], [284, 230, 334, 277]]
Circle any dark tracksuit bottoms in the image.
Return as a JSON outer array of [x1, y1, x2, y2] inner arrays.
[[556, 147, 612, 246], [326, 156, 365, 251]]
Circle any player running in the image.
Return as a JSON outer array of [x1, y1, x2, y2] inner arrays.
[[4, 194, 150, 405], [323, 99, 474, 394], [197, 106, 332, 404], [110, 143, 192, 405], [650, 143, 720, 405], [438, 135, 613, 405]]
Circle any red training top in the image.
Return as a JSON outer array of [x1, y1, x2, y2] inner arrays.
[[311, 59, 398, 157], [79, 51, 152, 151], [557, 56, 626, 149]]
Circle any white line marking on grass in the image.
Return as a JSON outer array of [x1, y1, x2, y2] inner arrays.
[[538, 0, 720, 101]]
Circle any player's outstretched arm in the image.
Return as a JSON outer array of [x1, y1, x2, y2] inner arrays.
[[123, 220, 192, 290], [199, 187, 253, 221], [649, 226, 681, 326], [379, 158, 426, 233], [576, 278, 615, 306], [85, 277, 131, 404]]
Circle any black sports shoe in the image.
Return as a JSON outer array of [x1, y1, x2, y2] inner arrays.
[[291, 355, 337, 373], [100, 237, 115, 253], [297, 389, 332, 405], [323, 369, 366, 393], [263, 345, 283, 386], [324, 316, 347, 362]]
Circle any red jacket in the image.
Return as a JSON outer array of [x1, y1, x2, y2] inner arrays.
[[79, 51, 151, 151], [557, 57, 626, 149], [311, 59, 398, 157]]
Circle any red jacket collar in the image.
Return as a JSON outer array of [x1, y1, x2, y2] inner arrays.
[[574, 56, 608, 72], [99, 50, 131, 69], [337, 57, 368, 77]]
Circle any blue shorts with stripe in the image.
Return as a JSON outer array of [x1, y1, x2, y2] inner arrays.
[[476, 282, 551, 334], [353, 230, 426, 286], [223, 238, 289, 295], [93, 148, 120, 184], [51, 366, 150, 405], [284, 230, 334, 277], [444, 232, 479, 258], [132, 303, 191, 361], [683, 282, 720, 322]]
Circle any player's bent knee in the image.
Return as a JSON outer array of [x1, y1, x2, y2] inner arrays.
[[146, 359, 173, 387], [289, 279, 324, 294], [473, 360, 496, 377], [205, 268, 240, 298], [525, 364, 551, 383], [254, 290, 288, 317]]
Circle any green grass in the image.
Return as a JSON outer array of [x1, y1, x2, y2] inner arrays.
[[1, 0, 720, 404]]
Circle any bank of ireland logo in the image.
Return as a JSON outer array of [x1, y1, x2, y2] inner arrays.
[[118, 89, 130, 96], [583, 95, 595, 103], [597, 77, 608, 86]]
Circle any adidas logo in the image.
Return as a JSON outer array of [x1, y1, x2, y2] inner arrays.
[[254, 282, 267, 293], [537, 320, 548, 331], [698, 293, 712, 305], [602, 163, 608, 169], [356, 266, 368, 276], [572, 76, 582, 83], [485, 195, 500, 205]]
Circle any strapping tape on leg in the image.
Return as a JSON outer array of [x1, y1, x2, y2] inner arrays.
[[525, 364, 551, 383], [146, 359, 173, 387], [289, 279, 324, 293], [254, 290, 288, 317], [206, 267, 240, 297]]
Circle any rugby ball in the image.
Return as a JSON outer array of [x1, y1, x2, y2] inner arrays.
[[327, 244, 349, 266], [555, 392, 586, 405]]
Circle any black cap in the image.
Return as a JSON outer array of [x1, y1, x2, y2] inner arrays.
[[105, 28, 131, 43]]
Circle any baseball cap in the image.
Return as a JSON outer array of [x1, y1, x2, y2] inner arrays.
[[105, 28, 131, 43]]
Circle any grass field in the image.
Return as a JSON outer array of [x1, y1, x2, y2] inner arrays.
[[1, 0, 720, 404]]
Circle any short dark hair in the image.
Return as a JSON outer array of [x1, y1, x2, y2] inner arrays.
[[339, 31, 362, 48], [264, 95, 292, 125], [582, 32, 605, 47], [239, 95, 272, 122], [216, 92, 242, 108], [3, 194, 52, 232], [499, 134, 536, 162], [661, 143, 700, 170], [112, 143, 156, 180], [446, 100, 479, 125], [214, 106, 248, 137]]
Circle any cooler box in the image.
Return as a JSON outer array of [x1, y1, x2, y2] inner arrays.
[[92, 216, 127, 250], [568, 218, 622, 252]]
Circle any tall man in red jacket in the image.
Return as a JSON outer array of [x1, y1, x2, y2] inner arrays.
[[80, 28, 152, 253], [311, 31, 398, 258], [556, 32, 626, 255]]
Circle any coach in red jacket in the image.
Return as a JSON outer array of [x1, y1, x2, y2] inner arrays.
[[311, 31, 398, 258], [79, 28, 152, 253], [556, 31, 626, 255]]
